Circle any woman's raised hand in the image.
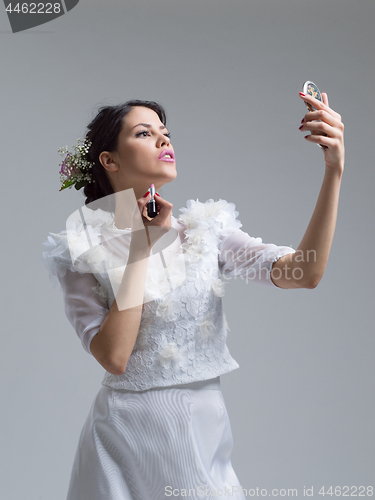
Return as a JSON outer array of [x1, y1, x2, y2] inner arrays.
[[131, 191, 173, 253], [299, 91, 345, 174]]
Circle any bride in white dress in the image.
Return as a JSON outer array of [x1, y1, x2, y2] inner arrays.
[[43, 96, 344, 499]]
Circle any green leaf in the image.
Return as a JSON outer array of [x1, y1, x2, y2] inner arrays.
[[74, 180, 87, 191], [59, 178, 75, 191]]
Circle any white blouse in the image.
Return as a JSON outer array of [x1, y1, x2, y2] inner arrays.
[[42, 198, 295, 391]]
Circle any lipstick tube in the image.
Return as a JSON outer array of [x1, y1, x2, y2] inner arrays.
[[147, 184, 158, 218]]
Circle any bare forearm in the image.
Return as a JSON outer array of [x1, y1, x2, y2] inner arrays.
[[295, 166, 342, 286], [90, 241, 151, 375]]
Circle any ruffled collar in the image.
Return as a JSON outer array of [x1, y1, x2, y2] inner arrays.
[[178, 198, 241, 234]]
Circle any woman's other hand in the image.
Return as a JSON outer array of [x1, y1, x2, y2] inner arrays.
[[299, 91, 345, 174]]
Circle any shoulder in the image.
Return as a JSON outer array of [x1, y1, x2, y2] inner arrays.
[[42, 230, 72, 267], [42, 230, 75, 288], [177, 198, 243, 236], [42, 207, 115, 282]]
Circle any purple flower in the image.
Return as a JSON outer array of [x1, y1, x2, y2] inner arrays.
[[59, 153, 71, 176]]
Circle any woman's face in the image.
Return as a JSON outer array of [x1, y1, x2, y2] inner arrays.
[[108, 106, 176, 197]]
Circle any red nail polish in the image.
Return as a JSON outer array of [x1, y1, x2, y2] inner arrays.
[[143, 191, 150, 198], [304, 135, 309, 139], [299, 125, 304, 130], [155, 192, 160, 197], [301, 118, 304, 124], [299, 92, 306, 96]]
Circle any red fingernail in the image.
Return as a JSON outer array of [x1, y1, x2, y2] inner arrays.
[[299, 92, 306, 96], [304, 135, 309, 139], [143, 191, 150, 197], [301, 118, 304, 124], [155, 192, 160, 197]]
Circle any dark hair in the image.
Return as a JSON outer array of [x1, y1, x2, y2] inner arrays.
[[83, 100, 167, 206]]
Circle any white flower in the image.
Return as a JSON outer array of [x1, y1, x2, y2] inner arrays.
[[186, 230, 204, 249], [211, 278, 226, 297], [178, 199, 242, 237], [199, 314, 216, 341], [215, 210, 230, 227], [159, 342, 180, 369], [58, 137, 95, 191], [181, 228, 208, 264], [205, 199, 224, 218], [155, 297, 180, 322]]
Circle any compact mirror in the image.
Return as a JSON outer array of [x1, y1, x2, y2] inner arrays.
[[302, 80, 327, 150], [302, 81, 323, 111]]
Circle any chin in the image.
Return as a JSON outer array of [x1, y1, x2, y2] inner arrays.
[[169, 169, 177, 182], [160, 167, 177, 183]]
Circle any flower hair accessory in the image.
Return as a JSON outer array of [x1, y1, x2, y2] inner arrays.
[[58, 137, 95, 191]]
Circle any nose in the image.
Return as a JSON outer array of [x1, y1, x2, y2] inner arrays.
[[156, 131, 170, 148]]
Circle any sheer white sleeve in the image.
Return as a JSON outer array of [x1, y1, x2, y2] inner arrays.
[[42, 231, 109, 355], [219, 228, 296, 287], [57, 269, 109, 354], [178, 198, 296, 288]]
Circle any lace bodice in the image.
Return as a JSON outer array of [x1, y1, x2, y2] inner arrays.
[[42, 198, 295, 391]]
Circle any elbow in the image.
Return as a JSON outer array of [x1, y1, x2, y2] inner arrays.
[[305, 281, 319, 290], [304, 274, 322, 289], [105, 356, 128, 376], [108, 366, 126, 376], [296, 265, 323, 289], [90, 331, 128, 375], [90, 340, 128, 375]]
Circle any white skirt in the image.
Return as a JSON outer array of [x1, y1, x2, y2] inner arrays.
[[66, 376, 246, 500]]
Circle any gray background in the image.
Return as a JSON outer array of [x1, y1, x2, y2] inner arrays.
[[1, 1, 374, 498]]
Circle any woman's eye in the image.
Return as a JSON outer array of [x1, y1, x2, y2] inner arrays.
[[135, 130, 149, 138], [135, 130, 171, 138]]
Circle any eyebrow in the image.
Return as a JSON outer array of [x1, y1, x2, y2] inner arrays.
[[131, 123, 167, 130]]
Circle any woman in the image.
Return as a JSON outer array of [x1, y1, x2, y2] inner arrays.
[[43, 96, 344, 499]]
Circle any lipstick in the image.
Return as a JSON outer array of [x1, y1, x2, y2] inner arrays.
[[147, 184, 158, 218]]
